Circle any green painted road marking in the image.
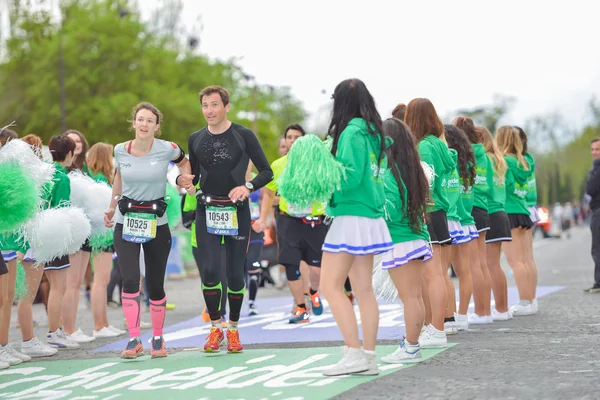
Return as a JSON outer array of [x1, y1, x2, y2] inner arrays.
[[0, 344, 455, 400]]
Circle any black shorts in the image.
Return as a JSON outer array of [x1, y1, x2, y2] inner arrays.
[[508, 213, 534, 230], [426, 209, 451, 245], [0, 257, 7, 275], [44, 255, 70, 271], [486, 211, 512, 243], [246, 228, 264, 272], [472, 206, 491, 232], [277, 213, 328, 267], [80, 238, 92, 253]]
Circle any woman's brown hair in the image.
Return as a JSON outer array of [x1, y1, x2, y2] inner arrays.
[[391, 103, 406, 121], [63, 129, 89, 171], [404, 98, 444, 142], [87, 143, 114, 185], [22, 134, 44, 160], [130, 102, 163, 137], [452, 116, 481, 144], [0, 128, 18, 146]]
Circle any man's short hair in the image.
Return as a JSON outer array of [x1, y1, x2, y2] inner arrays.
[[592, 138, 600, 144], [199, 86, 230, 106]]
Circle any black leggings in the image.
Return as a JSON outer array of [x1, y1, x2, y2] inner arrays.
[[113, 223, 172, 301], [192, 245, 227, 317], [195, 202, 251, 321], [107, 256, 122, 303]]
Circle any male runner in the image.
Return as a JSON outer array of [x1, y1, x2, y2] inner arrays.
[[179, 85, 273, 353], [253, 125, 327, 324]]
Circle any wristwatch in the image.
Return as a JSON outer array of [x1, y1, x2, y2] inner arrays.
[[245, 181, 254, 192]]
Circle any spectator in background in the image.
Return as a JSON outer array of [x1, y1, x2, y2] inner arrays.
[[584, 137, 600, 293]]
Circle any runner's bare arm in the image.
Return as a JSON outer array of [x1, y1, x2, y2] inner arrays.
[[254, 187, 275, 232], [104, 169, 122, 227]]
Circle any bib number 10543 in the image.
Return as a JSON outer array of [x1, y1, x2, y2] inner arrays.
[[122, 213, 157, 243], [206, 206, 238, 236]]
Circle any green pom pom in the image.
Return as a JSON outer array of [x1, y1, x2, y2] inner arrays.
[[278, 135, 345, 208], [89, 230, 114, 253], [0, 162, 39, 233], [15, 261, 28, 300], [166, 184, 182, 229]]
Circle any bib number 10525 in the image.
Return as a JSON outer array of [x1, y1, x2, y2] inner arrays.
[[122, 213, 157, 243], [206, 206, 238, 236]]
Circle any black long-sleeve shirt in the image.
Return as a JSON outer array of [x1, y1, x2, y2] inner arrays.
[[188, 122, 273, 196], [586, 160, 600, 211]]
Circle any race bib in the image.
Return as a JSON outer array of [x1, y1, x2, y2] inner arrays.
[[287, 202, 312, 218], [250, 202, 260, 220], [206, 206, 238, 235], [122, 213, 157, 243]]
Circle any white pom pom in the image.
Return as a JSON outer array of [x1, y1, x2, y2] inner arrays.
[[372, 253, 403, 305], [420, 161, 436, 187], [20, 206, 91, 264], [0, 139, 55, 196], [68, 171, 112, 235]]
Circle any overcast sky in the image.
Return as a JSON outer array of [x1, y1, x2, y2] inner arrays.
[[3, 0, 599, 134], [164, 0, 600, 132]]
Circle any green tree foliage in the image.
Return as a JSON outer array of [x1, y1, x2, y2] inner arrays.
[[0, 0, 306, 162]]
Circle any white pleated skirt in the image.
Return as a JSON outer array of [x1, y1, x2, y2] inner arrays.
[[322, 216, 393, 256], [452, 223, 479, 244], [381, 239, 432, 270], [448, 220, 463, 242]]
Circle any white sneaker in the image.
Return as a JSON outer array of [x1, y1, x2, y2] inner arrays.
[[107, 325, 126, 336], [322, 347, 369, 376], [486, 315, 494, 323], [356, 350, 379, 375], [6, 346, 31, 362], [510, 300, 537, 316], [468, 313, 491, 325], [420, 325, 448, 349], [454, 313, 468, 331], [47, 329, 80, 349], [492, 309, 511, 321], [0, 346, 23, 366], [21, 338, 58, 357], [381, 339, 422, 364], [0, 360, 8, 369], [93, 327, 120, 339], [418, 324, 428, 342], [444, 321, 458, 335], [532, 298, 539, 313], [67, 329, 96, 343]]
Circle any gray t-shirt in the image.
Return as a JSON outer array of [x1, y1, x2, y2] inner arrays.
[[114, 139, 180, 226]]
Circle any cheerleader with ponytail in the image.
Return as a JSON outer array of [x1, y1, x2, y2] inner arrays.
[[376, 118, 432, 364], [480, 127, 512, 320], [443, 125, 477, 332], [17, 135, 59, 358], [85, 143, 126, 338], [61, 130, 95, 344]]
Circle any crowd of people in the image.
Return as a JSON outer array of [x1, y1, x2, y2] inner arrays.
[[0, 79, 541, 376]]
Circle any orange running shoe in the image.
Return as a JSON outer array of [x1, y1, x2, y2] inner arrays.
[[289, 307, 310, 324], [202, 306, 210, 323], [151, 336, 167, 358], [227, 328, 243, 353], [204, 327, 225, 353], [121, 338, 144, 359]]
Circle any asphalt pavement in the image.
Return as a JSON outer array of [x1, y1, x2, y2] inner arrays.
[[5, 225, 599, 399]]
